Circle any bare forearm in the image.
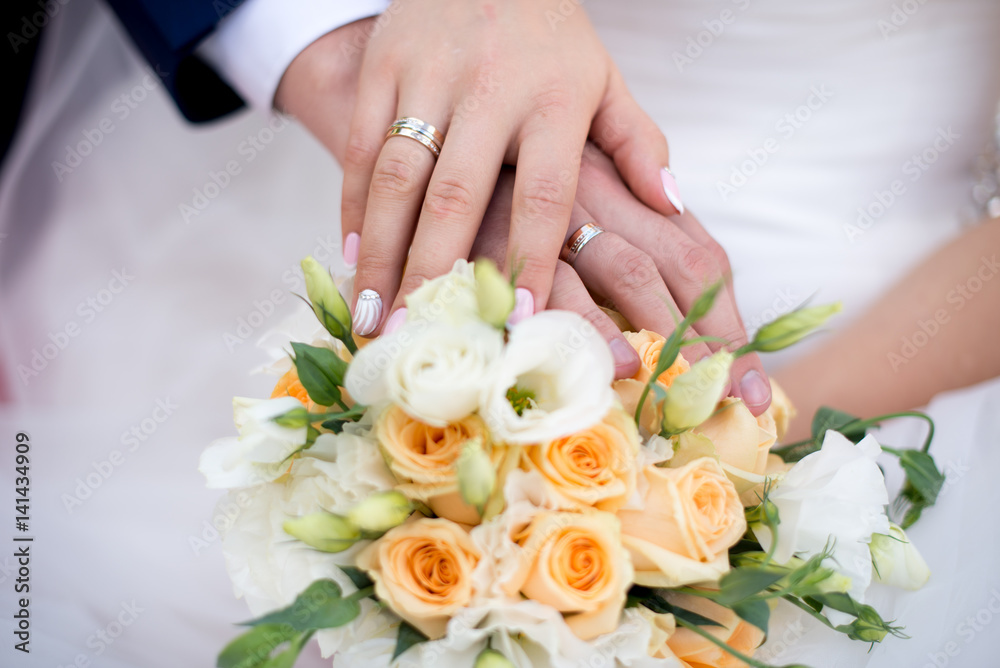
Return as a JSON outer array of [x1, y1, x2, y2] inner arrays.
[[775, 221, 1000, 440]]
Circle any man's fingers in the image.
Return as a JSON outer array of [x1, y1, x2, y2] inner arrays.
[[567, 224, 713, 364], [548, 261, 640, 380]]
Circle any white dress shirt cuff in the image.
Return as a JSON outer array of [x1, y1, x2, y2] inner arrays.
[[197, 0, 390, 112]]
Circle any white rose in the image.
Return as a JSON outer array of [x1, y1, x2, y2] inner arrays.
[[346, 320, 504, 426], [199, 397, 307, 488], [753, 430, 890, 620], [481, 311, 615, 444], [405, 259, 479, 326]]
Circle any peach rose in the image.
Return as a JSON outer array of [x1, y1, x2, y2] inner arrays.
[[617, 458, 745, 587], [376, 405, 500, 524], [658, 592, 765, 668], [520, 408, 640, 512], [613, 331, 690, 434], [509, 511, 632, 639], [767, 379, 796, 442], [691, 398, 777, 502], [355, 517, 480, 639]]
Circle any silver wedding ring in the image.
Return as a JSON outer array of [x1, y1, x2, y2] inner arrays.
[[560, 222, 605, 266], [386, 117, 444, 158]]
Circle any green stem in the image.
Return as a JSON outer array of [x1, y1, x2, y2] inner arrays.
[[347, 586, 375, 602]]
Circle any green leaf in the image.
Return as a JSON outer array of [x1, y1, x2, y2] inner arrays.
[[217, 623, 298, 668], [732, 599, 771, 634], [338, 566, 374, 591], [716, 567, 786, 606], [261, 631, 314, 668], [291, 343, 348, 407], [810, 407, 861, 442], [627, 586, 722, 627], [392, 621, 430, 661], [897, 450, 944, 505], [242, 580, 361, 632]]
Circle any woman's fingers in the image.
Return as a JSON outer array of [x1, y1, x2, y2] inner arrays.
[[548, 261, 640, 380], [387, 115, 509, 320], [505, 119, 589, 323], [350, 109, 441, 335], [590, 68, 683, 216], [340, 72, 397, 272]]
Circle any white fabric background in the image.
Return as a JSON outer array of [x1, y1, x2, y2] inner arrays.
[[1, 0, 999, 666]]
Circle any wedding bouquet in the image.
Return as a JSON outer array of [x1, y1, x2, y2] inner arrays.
[[200, 257, 943, 668]]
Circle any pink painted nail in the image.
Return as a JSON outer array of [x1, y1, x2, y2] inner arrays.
[[739, 370, 771, 408], [382, 308, 407, 335], [353, 289, 382, 336], [507, 288, 534, 327], [660, 167, 685, 214], [609, 338, 640, 377], [343, 232, 360, 270]]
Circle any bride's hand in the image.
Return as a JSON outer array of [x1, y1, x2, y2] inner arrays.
[[278, 1, 679, 336]]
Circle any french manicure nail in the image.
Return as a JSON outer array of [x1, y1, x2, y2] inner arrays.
[[382, 307, 407, 335], [660, 167, 685, 214], [353, 289, 382, 336], [507, 288, 534, 327], [343, 232, 360, 270], [609, 338, 640, 375], [739, 370, 771, 408]]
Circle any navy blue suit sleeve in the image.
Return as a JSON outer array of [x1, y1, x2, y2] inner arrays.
[[103, 0, 247, 122]]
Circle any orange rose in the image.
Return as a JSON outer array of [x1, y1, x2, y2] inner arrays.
[[659, 592, 765, 668], [270, 366, 318, 411], [376, 405, 499, 524], [617, 458, 745, 587], [509, 511, 632, 640], [520, 408, 640, 512], [613, 330, 690, 434], [691, 398, 776, 504], [355, 518, 480, 639]]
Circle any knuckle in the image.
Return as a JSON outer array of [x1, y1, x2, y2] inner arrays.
[[423, 176, 477, 221], [518, 175, 572, 221], [531, 85, 574, 118], [343, 135, 379, 170], [677, 245, 721, 285], [705, 242, 731, 276], [611, 247, 659, 291], [370, 155, 421, 199]]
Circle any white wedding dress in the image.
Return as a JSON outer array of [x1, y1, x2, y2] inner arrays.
[[2, 0, 999, 666]]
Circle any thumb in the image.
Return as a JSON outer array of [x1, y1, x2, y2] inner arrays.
[[589, 68, 683, 216]]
